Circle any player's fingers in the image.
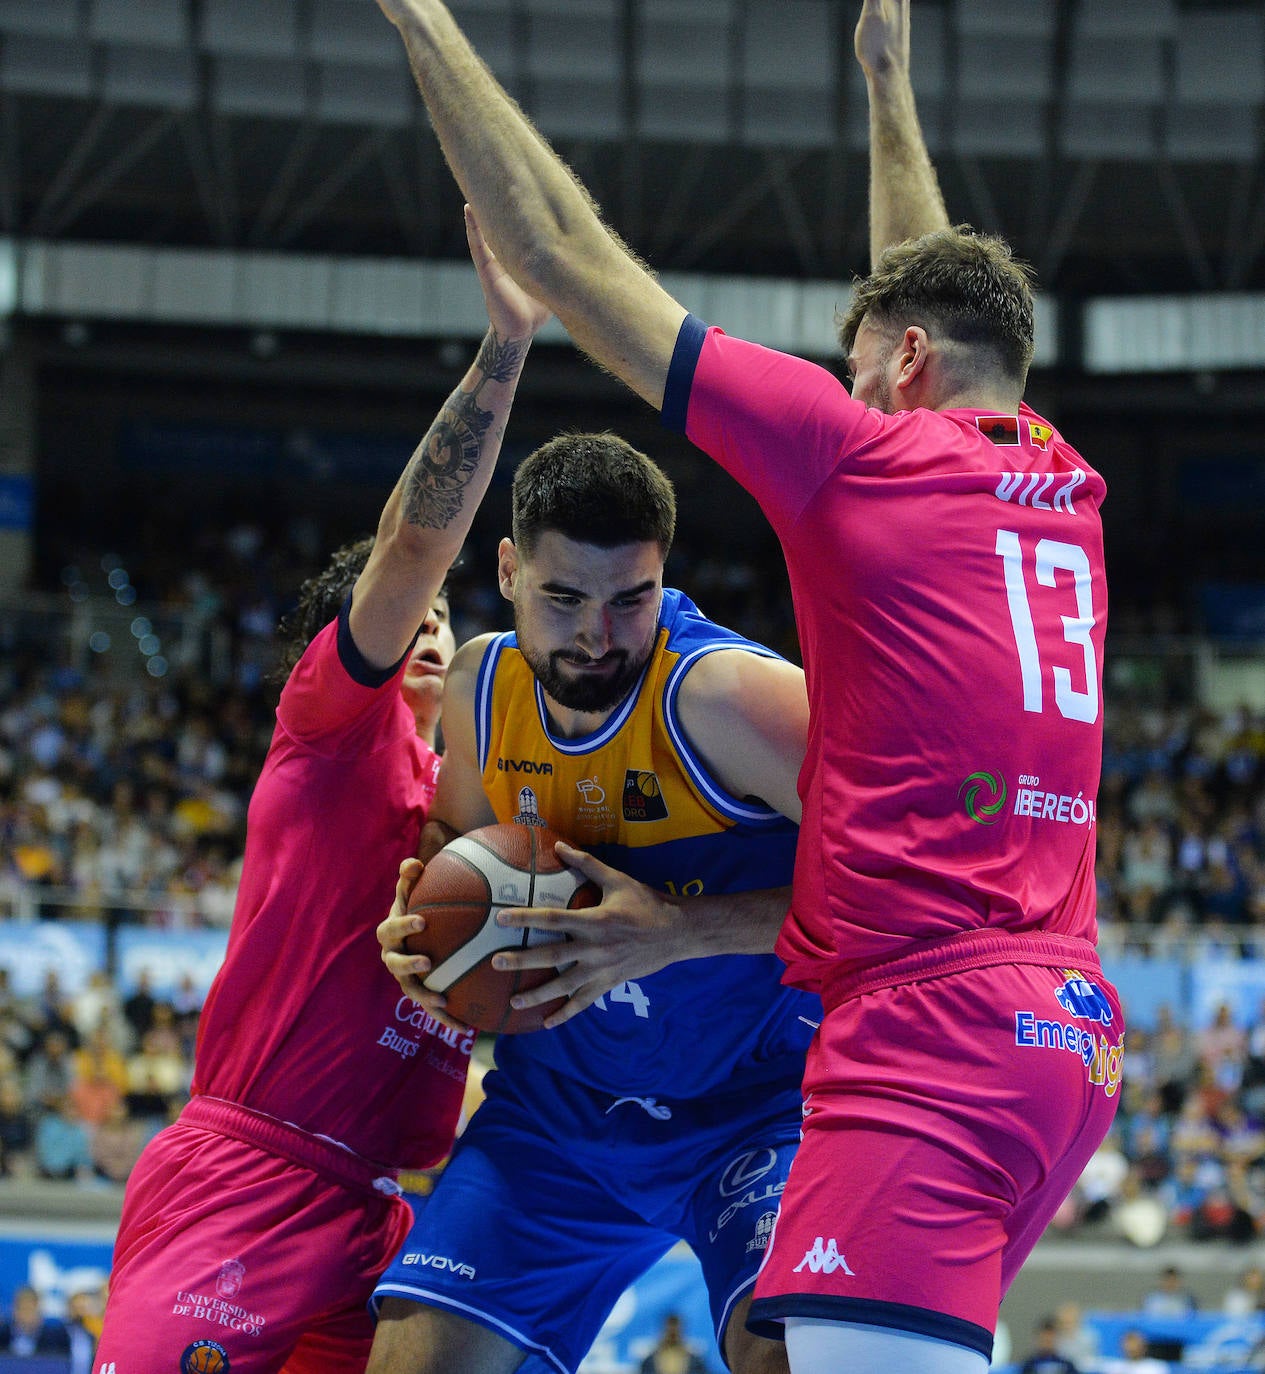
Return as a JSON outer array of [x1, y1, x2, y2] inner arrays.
[[552, 840, 615, 885], [539, 994, 591, 1029], [377, 910, 424, 951], [383, 947, 430, 978], [503, 974, 570, 1010], [394, 859, 424, 909], [490, 943, 575, 973], [464, 203, 487, 255], [496, 904, 581, 930]]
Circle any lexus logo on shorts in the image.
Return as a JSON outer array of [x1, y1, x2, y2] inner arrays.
[[719, 1149, 777, 1196]]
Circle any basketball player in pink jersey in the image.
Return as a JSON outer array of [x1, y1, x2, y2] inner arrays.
[[369, 1, 1125, 1371], [94, 211, 550, 1374]]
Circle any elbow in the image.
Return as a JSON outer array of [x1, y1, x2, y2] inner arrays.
[[516, 235, 578, 304], [507, 190, 606, 304]]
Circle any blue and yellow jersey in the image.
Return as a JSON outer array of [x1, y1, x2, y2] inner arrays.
[[475, 587, 820, 1097]]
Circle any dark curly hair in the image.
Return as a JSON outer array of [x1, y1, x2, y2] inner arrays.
[[838, 225, 1035, 386], [271, 536, 375, 684]]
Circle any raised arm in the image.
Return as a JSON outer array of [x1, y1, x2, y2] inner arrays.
[[374, 0, 686, 410], [855, 0, 951, 267], [349, 210, 549, 670]]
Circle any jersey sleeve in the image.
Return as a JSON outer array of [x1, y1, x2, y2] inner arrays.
[[662, 314, 885, 534], [278, 594, 412, 744]]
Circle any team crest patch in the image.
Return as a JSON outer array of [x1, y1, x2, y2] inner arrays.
[[976, 414, 1020, 445], [622, 770, 668, 822], [181, 1339, 230, 1373]]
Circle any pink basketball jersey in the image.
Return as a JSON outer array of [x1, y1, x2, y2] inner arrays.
[[668, 321, 1107, 990], [191, 612, 469, 1168]]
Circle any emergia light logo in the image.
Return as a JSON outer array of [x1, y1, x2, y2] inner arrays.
[[959, 770, 1007, 825]]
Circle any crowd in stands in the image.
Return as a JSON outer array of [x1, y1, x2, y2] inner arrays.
[[0, 961, 196, 1183], [1095, 693, 1265, 956]]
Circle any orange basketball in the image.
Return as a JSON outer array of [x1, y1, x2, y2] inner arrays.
[[404, 822, 599, 1034]]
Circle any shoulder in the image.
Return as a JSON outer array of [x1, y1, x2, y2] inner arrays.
[[673, 643, 799, 713], [445, 633, 502, 698]]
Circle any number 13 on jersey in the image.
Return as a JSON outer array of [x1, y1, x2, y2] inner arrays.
[[995, 529, 1100, 724]]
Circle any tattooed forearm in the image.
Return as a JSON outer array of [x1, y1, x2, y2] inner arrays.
[[401, 326, 527, 530], [403, 389, 495, 530], [475, 328, 530, 385]]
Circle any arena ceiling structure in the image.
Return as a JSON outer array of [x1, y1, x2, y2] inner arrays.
[[0, 0, 1262, 299], [5, 0, 1265, 626]]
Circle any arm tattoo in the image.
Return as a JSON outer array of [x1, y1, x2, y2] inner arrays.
[[401, 327, 522, 531], [476, 329, 530, 385]]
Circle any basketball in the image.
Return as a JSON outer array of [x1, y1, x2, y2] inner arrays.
[[405, 822, 599, 1034]]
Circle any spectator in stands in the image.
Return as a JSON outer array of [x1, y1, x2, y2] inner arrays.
[[1077, 1127, 1130, 1225], [1018, 1316, 1080, 1374], [121, 968, 157, 1043], [70, 969, 128, 1049], [1112, 1167, 1169, 1248], [124, 1025, 190, 1127], [1187, 1164, 1258, 1243], [1157, 1155, 1211, 1233], [1053, 1303, 1100, 1371], [1198, 1002, 1248, 1079], [1121, 817, 1174, 916], [66, 1287, 103, 1374], [1098, 1329, 1170, 1374], [1150, 1007, 1197, 1116], [24, 1027, 74, 1111], [0, 1073, 33, 1176], [33, 1093, 93, 1180], [1241, 1001, 1265, 1118], [0, 1285, 72, 1356], [1222, 1262, 1265, 1316], [1121, 1089, 1172, 1188], [68, 1029, 126, 1131], [639, 1312, 709, 1374], [1142, 1264, 1198, 1317], [91, 1098, 146, 1183], [0, 1002, 35, 1067]]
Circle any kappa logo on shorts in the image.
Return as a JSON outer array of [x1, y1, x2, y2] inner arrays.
[[793, 1237, 855, 1276], [180, 1339, 230, 1374]]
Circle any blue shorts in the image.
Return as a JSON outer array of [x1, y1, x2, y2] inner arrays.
[[372, 1058, 804, 1374]]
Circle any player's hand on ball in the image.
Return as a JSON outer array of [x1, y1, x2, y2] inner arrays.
[[377, 857, 475, 1036], [492, 841, 684, 1029]]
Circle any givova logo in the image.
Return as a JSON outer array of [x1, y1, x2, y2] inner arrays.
[[959, 770, 1007, 824]]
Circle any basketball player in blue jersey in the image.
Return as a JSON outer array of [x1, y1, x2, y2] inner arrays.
[[368, 432, 814, 1374]]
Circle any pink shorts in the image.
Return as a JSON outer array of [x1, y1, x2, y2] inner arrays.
[[749, 945, 1123, 1360], [96, 1096, 414, 1374]]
